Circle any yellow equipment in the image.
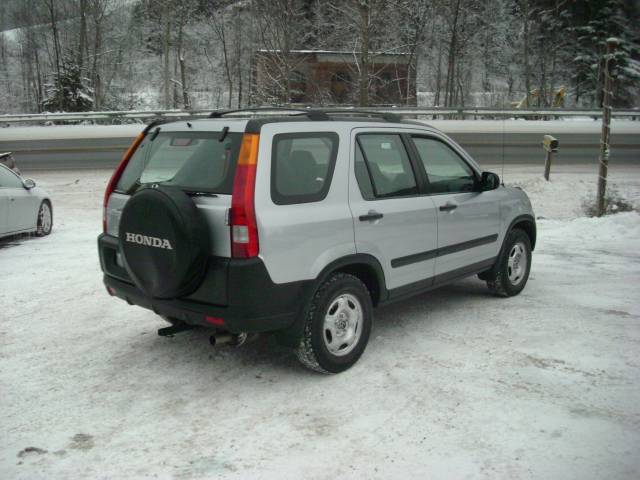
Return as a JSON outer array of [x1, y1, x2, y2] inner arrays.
[[511, 86, 566, 108]]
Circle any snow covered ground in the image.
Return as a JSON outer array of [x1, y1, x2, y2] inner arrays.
[[1, 165, 639, 479]]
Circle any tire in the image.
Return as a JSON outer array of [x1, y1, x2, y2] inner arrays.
[[296, 273, 373, 374], [486, 228, 532, 297], [118, 185, 210, 299], [35, 201, 52, 236]]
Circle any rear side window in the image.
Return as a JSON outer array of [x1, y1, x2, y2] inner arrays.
[[357, 134, 418, 198], [271, 132, 339, 205], [411, 136, 476, 194], [116, 131, 242, 194]]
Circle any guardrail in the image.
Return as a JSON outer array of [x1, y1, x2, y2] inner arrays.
[[1, 107, 638, 124]]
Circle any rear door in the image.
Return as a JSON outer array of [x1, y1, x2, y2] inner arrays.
[[409, 134, 500, 278], [254, 124, 353, 284], [349, 129, 438, 290]]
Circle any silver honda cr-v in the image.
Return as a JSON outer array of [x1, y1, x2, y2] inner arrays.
[[98, 109, 535, 373]]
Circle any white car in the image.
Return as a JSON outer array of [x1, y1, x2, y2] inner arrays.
[[0, 164, 53, 239]]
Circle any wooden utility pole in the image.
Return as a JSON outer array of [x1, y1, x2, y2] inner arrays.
[[596, 38, 618, 217]]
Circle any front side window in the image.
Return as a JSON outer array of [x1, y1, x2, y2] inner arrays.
[[357, 134, 418, 198], [412, 137, 476, 194], [0, 167, 23, 188], [116, 130, 242, 194], [271, 133, 339, 205]]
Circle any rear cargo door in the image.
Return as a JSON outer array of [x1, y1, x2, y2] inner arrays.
[[106, 128, 242, 258]]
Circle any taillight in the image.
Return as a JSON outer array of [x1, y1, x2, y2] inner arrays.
[[230, 133, 260, 258], [205, 316, 225, 327], [102, 131, 145, 232]]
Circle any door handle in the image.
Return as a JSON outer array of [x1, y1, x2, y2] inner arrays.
[[439, 202, 457, 212], [359, 210, 384, 222]]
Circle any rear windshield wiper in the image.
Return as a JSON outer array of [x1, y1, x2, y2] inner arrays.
[[218, 126, 229, 142], [185, 191, 219, 198]]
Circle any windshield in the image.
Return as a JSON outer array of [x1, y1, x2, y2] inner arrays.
[[115, 130, 242, 195]]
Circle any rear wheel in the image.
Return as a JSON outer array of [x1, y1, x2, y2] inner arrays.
[[486, 228, 531, 297], [35, 201, 52, 236], [296, 273, 373, 374]]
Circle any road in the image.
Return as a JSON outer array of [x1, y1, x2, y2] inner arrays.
[[0, 121, 638, 170]]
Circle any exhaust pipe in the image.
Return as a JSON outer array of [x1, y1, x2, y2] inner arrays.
[[209, 332, 247, 348]]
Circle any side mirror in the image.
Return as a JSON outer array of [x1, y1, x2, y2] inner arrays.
[[480, 172, 500, 191], [23, 178, 36, 190]]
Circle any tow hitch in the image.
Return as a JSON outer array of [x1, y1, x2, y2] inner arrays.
[[157, 322, 248, 348], [157, 323, 195, 337]]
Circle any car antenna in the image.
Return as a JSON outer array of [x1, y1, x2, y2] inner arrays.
[[501, 94, 506, 185]]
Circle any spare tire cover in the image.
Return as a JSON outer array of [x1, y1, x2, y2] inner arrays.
[[118, 185, 210, 299]]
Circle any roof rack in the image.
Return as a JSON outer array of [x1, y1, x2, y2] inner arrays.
[[208, 107, 407, 123], [209, 107, 329, 121], [315, 109, 403, 122]]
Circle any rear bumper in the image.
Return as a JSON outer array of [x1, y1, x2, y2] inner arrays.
[[98, 233, 312, 333]]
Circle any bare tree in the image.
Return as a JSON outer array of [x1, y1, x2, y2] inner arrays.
[[87, 0, 107, 109], [252, 0, 311, 104], [396, 0, 432, 105], [517, 0, 533, 107], [208, 2, 236, 108], [175, 0, 197, 109], [78, 0, 88, 71], [41, 0, 63, 110]]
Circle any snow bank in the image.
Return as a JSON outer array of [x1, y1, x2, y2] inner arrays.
[[0, 124, 145, 141], [499, 167, 640, 220], [543, 211, 640, 251]]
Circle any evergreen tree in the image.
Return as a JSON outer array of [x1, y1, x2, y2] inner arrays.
[[571, 0, 640, 107], [42, 56, 94, 112]]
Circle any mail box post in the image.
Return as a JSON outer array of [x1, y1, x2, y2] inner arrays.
[[542, 135, 558, 181]]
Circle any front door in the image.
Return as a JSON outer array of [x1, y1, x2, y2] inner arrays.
[[0, 187, 9, 236], [0, 167, 35, 234], [409, 135, 501, 279], [349, 131, 438, 290]]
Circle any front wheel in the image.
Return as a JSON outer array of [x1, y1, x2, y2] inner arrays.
[[35, 201, 52, 236], [486, 228, 532, 297], [296, 273, 373, 374]]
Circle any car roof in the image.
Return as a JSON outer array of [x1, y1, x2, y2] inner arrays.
[[158, 115, 441, 135]]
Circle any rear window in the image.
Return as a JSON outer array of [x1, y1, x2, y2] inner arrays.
[[116, 130, 242, 194], [271, 132, 339, 205]]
